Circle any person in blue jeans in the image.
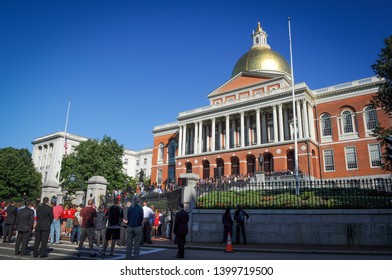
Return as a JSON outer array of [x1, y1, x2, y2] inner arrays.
[[70, 208, 81, 244], [49, 203, 63, 244]]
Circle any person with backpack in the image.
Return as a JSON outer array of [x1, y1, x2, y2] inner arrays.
[[234, 205, 249, 244], [70, 205, 81, 244]]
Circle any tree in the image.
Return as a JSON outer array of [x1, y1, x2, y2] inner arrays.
[[60, 135, 129, 193], [0, 147, 42, 201], [371, 35, 392, 170]]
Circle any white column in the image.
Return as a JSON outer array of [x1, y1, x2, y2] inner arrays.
[[246, 115, 251, 146], [261, 111, 267, 143], [182, 124, 187, 155], [302, 99, 309, 138], [272, 105, 278, 142], [278, 104, 284, 142], [225, 115, 230, 149], [194, 123, 198, 154], [308, 102, 316, 139], [256, 109, 261, 145], [240, 112, 245, 147], [296, 100, 303, 139], [199, 121, 203, 153], [178, 125, 183, 156], [211, 119, 216, 152]]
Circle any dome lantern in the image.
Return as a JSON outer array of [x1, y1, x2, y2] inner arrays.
[[231, 21, 291, 77], [252, 22, 270, 49]]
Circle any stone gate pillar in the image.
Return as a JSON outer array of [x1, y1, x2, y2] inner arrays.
[[75, 191, 85, 206], [180, 173, 199, 210], [180, 173, 199, 242], [41, 180, 61, 203], [86, 176, 108, 207]]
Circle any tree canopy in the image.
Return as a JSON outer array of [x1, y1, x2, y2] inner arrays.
[[60, 135, 130, 193], [372, 35, 392, 115], [0, 147, 42, 201], [371, 35, 392, 170]]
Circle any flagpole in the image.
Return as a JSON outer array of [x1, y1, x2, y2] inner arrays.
[[288, 17, 300, 195], [64, 100, 71, 154], [59, 100, 71, 187]]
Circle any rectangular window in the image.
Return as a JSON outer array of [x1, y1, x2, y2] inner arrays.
[[143, 158, 147, 165], [323, 149, 335, 171], [321, 117, 332, 137], [345, 147, 358, 170], [369, 143, 382, 167], [136, 160, 139, 166]]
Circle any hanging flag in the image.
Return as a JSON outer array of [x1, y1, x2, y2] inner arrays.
[[64, 137, 68, 154]]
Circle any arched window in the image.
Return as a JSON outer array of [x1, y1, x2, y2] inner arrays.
[[320, 113, 332, 137], [202, 160, 210, 179], [158, 143, 164, 162], [168, 141, 176, 164], [186, 162, 192, 173], [342, 110, 354, 133], [287, 150, 295, 171], [246, 155, 256, 174], [215, 158, 224, 178], [231, 156, 240, 175], [264, 153, 274, 173], [364, 106, 378, 131]]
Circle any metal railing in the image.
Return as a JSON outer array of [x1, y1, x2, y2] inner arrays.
[[196, 178, 392, 209], [139, 188, 183, 210]]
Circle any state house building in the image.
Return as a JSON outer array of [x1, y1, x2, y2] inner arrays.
[[151, 22, 391, 187]]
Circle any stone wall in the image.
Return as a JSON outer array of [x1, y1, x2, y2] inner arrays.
[[190, 209, 392, 246]]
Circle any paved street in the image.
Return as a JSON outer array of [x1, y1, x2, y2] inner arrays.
[[1, 239, 391, 260]]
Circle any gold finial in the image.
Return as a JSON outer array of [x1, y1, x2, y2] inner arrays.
[[256, 22, 261, 32]]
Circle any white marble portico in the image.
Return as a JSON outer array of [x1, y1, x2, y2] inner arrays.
[[176, 83, 316, 157]]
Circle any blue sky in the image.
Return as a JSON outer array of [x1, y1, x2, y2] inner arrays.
[[0, 0, 391, 152]]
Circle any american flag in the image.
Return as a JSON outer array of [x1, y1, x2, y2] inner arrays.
[[64, 137, 68, 154]]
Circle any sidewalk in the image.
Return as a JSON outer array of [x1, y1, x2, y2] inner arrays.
[[145, 237, 392, 256]]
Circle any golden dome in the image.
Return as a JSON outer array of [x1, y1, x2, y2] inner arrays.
[[231, 22, 291, 77]]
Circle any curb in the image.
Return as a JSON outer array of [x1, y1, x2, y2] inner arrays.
[[142, 243, 392, 256]]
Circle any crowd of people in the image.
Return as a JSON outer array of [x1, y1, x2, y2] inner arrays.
[[196, 170, 304, 186], [1, 196, 251, 259], [0, 197, 180, 259]]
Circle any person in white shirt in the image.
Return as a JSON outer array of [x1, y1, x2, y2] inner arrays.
[[141, 202, 154, 244]]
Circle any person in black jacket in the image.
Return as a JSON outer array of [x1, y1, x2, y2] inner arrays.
[[33, 197, 54, 258], [14, 201, 34, 255], [173, 203, 189, 258], [233, 205, 249, 244], [222, 208, 234, 244], [3, 201, 17, 243]]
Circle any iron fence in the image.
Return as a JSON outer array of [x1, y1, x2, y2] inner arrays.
[[196, 178, 392, 209], [139, 188, 183, 210]]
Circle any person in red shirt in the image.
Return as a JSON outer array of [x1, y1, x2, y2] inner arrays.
[[50, 203, 63, 244], [152, 210, 160, 238], [77, 199, 97, 257], [0, 205, 7, 239], [61, 206, 68, 234]]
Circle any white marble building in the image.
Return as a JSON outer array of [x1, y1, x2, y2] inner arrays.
[[31, 131, 152, 188]]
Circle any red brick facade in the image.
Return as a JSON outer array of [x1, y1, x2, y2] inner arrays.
[[151, 76, 391, 188]]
